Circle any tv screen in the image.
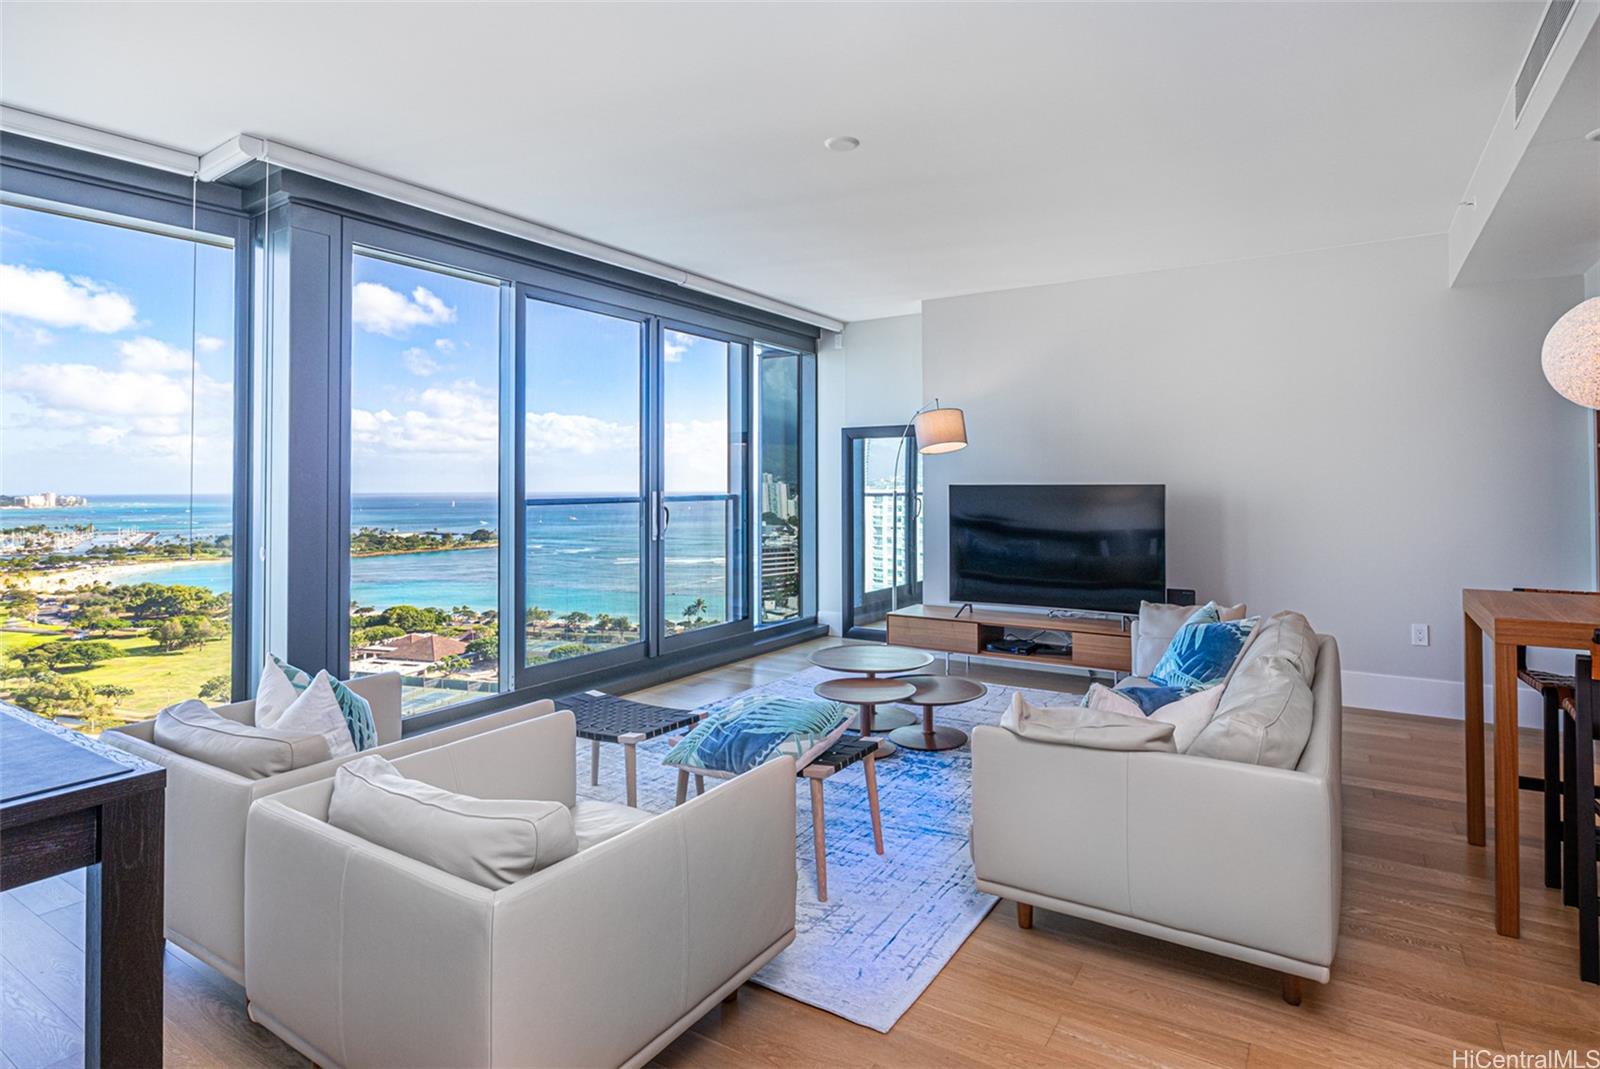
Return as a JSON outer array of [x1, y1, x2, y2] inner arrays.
[[948, 484, 1166, 614]]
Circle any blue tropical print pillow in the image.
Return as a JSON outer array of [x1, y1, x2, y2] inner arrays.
[[269, 653, 378, 751], [662, 695, 852, 776], [1112, 684, 1189, 715], [1148, 615, 1258, 692]]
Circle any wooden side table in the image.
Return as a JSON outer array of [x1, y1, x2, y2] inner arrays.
[[813, 676, 916, 757], [809, 644, 934, 733], [888, 674, 987, 751]]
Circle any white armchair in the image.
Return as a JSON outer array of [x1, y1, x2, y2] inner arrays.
[[101, 673, 555, 984], [243, 710, 798, 1069]]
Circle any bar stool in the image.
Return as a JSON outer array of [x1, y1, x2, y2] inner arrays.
[[1512, 589, 1581, 888], [1563, 649, 1598, 985]]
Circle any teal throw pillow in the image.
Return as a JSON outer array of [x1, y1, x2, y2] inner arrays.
[[1148, 613, 1258, 692], [663, 695, 852, 776], [269, 653, 378, 751]]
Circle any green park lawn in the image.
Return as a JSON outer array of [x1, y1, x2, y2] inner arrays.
[[3, 627, 230, 724]]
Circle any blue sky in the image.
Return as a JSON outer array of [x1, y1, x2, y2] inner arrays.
[[1, 202, 235, 495], [0, 206, 732, 498]]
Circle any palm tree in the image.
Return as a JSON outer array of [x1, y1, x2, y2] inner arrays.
[[681, 598, 709, 627]]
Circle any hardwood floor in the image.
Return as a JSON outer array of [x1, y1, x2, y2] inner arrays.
[[2, 637, 1596, 1067]]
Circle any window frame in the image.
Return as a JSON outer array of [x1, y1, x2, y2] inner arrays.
[[840, 424, 922, 641], [0, 143, 256, 700]]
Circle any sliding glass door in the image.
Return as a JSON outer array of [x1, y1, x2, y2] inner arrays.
[[842, 425, 921, 638], [522, 296, 648, 674], [659, 327, 749, 650]]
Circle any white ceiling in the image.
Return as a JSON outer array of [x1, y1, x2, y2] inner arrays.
[[0, 1, 1546, 323]]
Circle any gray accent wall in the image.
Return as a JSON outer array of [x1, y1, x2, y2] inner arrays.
[[839, 234, 1587, 718]]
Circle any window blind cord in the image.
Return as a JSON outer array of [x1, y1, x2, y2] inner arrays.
[[188, 174, 199, 558]]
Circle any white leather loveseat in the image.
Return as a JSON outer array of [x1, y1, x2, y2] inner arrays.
[[971, 633, 1342, 1002], [101, 673, 556, 984], [243, 709, 798, 1069]]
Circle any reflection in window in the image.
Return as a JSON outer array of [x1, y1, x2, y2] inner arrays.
[[757, 345, 801, 623], [524, 299, 644, 665], [347, 251, 501, 716], [0, 203, 236, 732]]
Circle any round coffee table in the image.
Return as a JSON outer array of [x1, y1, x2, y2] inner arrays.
[[813, 677, 917, 758], [809, 645, 933, 732], [887, 675, 987, 752]]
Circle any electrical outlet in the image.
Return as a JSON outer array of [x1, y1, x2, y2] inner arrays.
[[1410, 623, 1430, 647]]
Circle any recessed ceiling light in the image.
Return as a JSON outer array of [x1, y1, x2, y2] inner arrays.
[[824, 136, 861, 153], [1586, 127, 1600, 142]]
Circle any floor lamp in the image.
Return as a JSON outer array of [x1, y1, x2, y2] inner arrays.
[[889, 399, 968, 615]]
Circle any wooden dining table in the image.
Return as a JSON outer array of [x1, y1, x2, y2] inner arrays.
[[1462, 588, 1600, 938]]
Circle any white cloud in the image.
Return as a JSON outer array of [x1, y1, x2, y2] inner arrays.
[[401, 347, 441, 377], [0, 263, 137, 333], [525, 411, 638, 456], [434, 338, 456, 353], [665, 419, 729, 493], [7, 362, 191, 416], [118, 336, 191, 372], [351, 282, 455, 336], [195, 334, 225, 352], [351, 380, 496, 457], [664, 336, 687, 363]]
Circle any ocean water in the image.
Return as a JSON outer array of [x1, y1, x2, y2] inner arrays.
[[5, 494, 729, 620]]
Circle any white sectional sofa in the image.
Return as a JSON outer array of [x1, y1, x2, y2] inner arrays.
[[101, 673, 556, 984], [970, 630, 1342, 1001], [243, 709, 799, 1069]]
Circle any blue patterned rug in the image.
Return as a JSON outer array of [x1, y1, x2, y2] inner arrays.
[[573, 665, 1073, 1033]]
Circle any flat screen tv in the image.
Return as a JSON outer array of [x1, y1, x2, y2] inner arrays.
[[948, 484, 1166, 614]]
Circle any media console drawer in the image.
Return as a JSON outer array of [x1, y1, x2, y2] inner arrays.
[[885, 605, 1131, 673]]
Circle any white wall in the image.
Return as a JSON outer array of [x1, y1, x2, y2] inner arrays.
[[911, 233, 1588, 719], [816, 314, 922, 632]]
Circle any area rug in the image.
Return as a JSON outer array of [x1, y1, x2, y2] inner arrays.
[[571, 665, 1078, 1033]]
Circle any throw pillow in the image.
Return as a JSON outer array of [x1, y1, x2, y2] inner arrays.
[[662, 695, 853, 776], [254, 655, 377, 752], [1148, 614, 1259, 692], [328, 754, 577, 889], [1147, 682, 1226, 752], [271, 671, 357, 759], [154, 699, 331, 778], [1000, 693, 1176, 752], [1109, 684, 1188, 715], [1133, 600, 1246, 676], [1188, 611, 1318, 768]]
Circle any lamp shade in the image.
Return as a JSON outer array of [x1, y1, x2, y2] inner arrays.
[[914, 406, 967, 455], [1542, 297, 1600, 408]]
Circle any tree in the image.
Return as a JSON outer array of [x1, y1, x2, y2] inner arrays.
[[75, 610, 125, 635], [49, 640, 123, 669], [432, 654, 470, 679], [562, 610, 592, 630], [681, 598, 709, 626], [95, 684, 135, 702], [528, 606, 553, 624], [350, 624, 404, 646], [378, 604, 447, 633], [3, 588, 38, 623], [466, 627, 498, 663], [548, 643, 593, 660], [199, 675, 231, 701], [0, 670, 106, 720], [148, 614, 212, 652]]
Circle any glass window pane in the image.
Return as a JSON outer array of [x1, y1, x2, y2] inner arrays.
[[524, 298, 643, 665], [0, 202, 235, 732], [347, 251, 501, 716], [663, 329, 740, 633], [757, 344, 800, 624]]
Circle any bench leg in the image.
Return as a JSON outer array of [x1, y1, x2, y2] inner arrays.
[[590, 739, 601, 786], [619, 732, 644, 808], [1016, 902, 1032, 929], [863, 751, 884, 855], [1281, 974, 1303, 1006], [695, 774, 705, 796], [809, 777, 827, 902], [675, 769, 689, 807]]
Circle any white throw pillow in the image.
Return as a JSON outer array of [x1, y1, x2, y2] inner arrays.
[[1188, 612, 1318, 768], [154, 699, 331, 778], [1134, 601, 1246, 677], [1148, 684, 1226, 753], [1000, 693, 1176, 752], [328, 754, 579, 889], [270, 671, 356, 759], [1089, 682, 1223, 753], [253, 656, 301, 729]]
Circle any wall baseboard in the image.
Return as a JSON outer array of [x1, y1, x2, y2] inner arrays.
[[1341, 669, 1546, 728]]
